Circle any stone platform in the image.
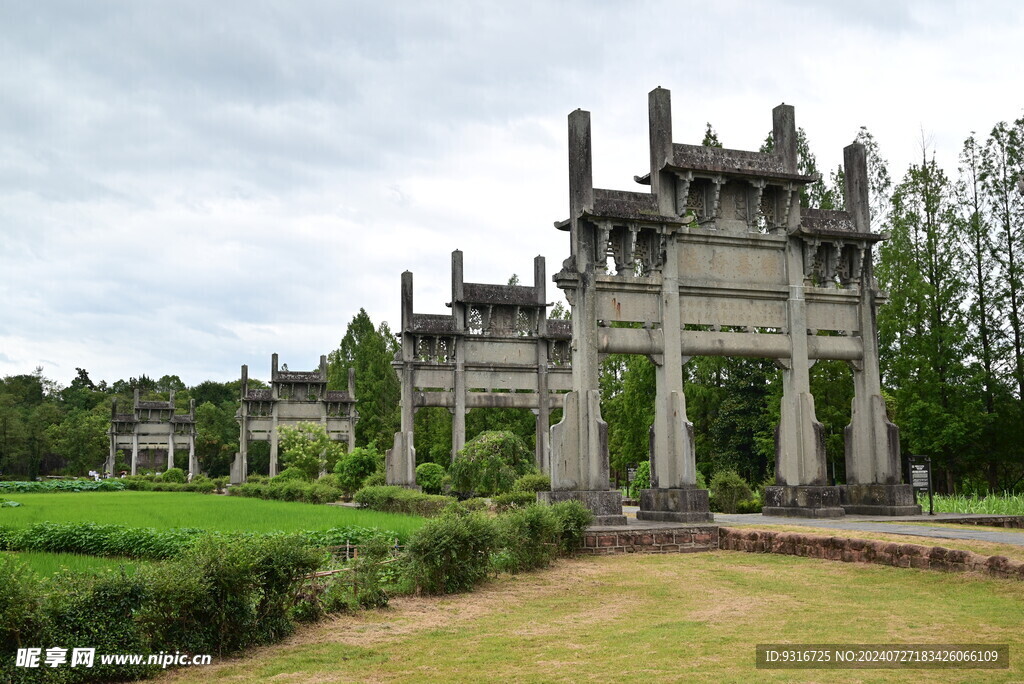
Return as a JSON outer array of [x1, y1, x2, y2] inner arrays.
[[581, 518, 718, 555]]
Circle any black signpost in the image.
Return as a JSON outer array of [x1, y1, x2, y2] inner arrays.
[[908, 455, 934, 515]]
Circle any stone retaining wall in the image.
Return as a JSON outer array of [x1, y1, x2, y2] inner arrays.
[[581, 526, 718, 554], [719, 527, 1024, 580], [940, 516, 1024, 529]]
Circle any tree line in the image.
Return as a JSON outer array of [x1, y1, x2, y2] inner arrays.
[[2, 118, 1020, 493]]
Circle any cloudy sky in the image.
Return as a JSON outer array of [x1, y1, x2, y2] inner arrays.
[[1, 0, 1021, 387]]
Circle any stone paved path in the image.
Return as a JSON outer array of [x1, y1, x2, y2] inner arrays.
[[711, 511, 1024, 546]]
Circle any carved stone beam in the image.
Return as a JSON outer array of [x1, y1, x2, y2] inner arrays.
[[748, 179, 767, 230], [710, 176, 725, 222], [596, 220, 613, 270], [673, 170, 693, 217], [781, 182, 795, 229]]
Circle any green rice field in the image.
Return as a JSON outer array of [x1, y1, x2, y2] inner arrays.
[[2, 550, 139, 577], [0, 491, 426, 537]]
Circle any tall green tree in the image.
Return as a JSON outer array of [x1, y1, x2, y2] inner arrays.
[[328, 309, 401, 450], [878, 149, 976, 491]]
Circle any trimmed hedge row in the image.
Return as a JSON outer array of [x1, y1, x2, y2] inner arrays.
[[227, 479, 343, 504], [0, 522, 406, 560], [354, 485, 456, 517]]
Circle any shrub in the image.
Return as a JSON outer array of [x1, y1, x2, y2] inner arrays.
[[493, 504, 559, 573], [362, 471, 386, 488], [492, 491, 538, 512], [460, 497, 489, 512], [334, 445, 385, 495], [449, 431, 534, 497], [709, 469, 753, 514], [354, 485, 455, 517], [628, 461, 651, 499], [512, 472, 551, 493], [416, 462, 446, 494], [276, 466, 312, 482], [0, 554, 42, 656], [549, 500, 593, 553], [228, 478, 342, 505], [402, 508, 499, 594], [161, 467, 186, 483], [278, 422, 346, 481]]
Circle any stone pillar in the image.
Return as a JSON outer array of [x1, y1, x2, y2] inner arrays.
[[234, 364, 249, 484], [386, 270, 420, 488], [131, 431, 139, 476], [269, 356, 281, 477], [188, 434, 197, 478], [167, 429, 175, 471], [534, 255, 550, 473], [841, 143, 920, 515], [638, 88, 711, 524], [541, 108, 625, 525], [764, 238, 843, 517], [346, 367, 357, 453], [106, 433, 116, 477], [269, 401, 280, 478], [451, 251, 467, 460]]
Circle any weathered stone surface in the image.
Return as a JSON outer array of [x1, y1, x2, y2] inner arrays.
[[580, 524, 718, 554], [539, 489, 626, 526], [234, 355, 356, 484], [763, 485, 845, 518], [840, 483, 922, 515], [637, 487, 713, 523], [718, 527, 1024, 580], [108, 389, 197, 478]]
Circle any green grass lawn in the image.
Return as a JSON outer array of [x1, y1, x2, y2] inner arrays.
[[0, 491, 425, 537], [159, 552, 1024, 683], [3, 550, 139, 577]]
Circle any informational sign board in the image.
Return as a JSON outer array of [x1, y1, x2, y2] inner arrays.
[[908, 455, 934, 515], [627, 467, 637, 483]]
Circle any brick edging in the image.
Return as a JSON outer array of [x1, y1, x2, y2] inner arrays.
[[581, 526, 718, 554], [719, 527, 1024, 580]]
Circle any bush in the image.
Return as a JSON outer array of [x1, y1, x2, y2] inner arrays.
[[334, 445, 385, 496], [278, 422, 346, 481], [402, 507, 499, 594], [275, 466, 312, 482], [492, 491, 538, 512], [549, 500, 593, 553], [512, 472, 551, 493], [709, 469, 753, 514], [460, 497, 489, 512], [228, 478, 343, 504], [161, 467, 186, 483], [416, 462, 446, 494], [493, 504, 559, 573], [628, 461, 651, 499], [0, 554, 42, 657], [354, 485, 455, 517], [362, 471, 387, 488], [449, 431, 534, 497]]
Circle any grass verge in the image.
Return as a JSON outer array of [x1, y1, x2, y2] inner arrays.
[[157, 552, 1024, 683]]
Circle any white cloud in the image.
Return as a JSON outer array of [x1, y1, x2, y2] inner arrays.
[[1, 0, 1022, 385]]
